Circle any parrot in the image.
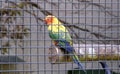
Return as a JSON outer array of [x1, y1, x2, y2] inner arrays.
[[44, 15, 86, 72]]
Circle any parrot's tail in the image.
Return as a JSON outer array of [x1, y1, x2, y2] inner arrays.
[[57, 40, 86, 72], [72, 52, 86, 72]]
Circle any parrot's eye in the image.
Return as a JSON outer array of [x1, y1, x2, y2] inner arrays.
[[47, 18, 50, 22], [47, 17, 53, 23]]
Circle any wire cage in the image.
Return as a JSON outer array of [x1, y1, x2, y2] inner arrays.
[[0, 0, 120, 74]]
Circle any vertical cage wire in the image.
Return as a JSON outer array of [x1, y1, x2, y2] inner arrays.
[[0, 0, 120, 74]]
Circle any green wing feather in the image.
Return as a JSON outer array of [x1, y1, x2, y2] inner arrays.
[[48, 24, 72, 45]]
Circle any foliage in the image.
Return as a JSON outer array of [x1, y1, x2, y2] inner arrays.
[[0, 1, 30, 54]]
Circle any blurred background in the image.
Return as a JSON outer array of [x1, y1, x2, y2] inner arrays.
[[0, 0, 120, 74]]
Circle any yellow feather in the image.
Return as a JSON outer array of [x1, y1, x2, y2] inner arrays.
[[48, 25, 68, 32], [48, 16, 68, 32], [47, 16, 72, 45]]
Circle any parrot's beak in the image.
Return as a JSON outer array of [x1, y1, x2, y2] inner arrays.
[[43, 19, 47, 24]]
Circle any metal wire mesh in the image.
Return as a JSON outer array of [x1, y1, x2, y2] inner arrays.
[[0, 0, 120, 74]]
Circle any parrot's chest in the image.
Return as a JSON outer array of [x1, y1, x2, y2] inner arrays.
[[48, 26, 65, 40], [48, 25, 60, 33]]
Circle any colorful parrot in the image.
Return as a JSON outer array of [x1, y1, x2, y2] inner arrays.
[[44, 15, 85, 71]]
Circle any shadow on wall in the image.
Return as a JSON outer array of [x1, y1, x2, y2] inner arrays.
[[0, 56, 28, 74]]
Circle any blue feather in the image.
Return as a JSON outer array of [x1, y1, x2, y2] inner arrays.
[[57, 40, 86, 72]]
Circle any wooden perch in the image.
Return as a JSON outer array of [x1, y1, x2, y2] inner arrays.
[[48, 44, 120, 64]]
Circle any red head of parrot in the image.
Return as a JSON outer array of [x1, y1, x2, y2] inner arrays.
[[44, 15, 61, 25], [44, 15, 54, 25]]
